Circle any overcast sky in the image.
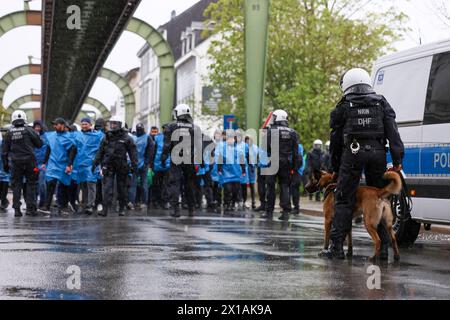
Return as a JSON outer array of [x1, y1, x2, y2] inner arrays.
[[0, 0, 449, 113]]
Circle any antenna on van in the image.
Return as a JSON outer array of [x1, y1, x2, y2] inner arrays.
[[418, 28, 422, 45]]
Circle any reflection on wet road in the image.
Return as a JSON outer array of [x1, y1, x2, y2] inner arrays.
[[0, 210, 449, 300]]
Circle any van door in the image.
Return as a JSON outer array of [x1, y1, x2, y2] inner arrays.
[[419, 51, 450, 223]]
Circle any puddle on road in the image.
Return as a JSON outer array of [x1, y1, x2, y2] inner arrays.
[[1, 286, 91, 300]]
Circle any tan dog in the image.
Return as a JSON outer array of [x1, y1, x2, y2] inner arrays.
[[307, 171, 402, 261]]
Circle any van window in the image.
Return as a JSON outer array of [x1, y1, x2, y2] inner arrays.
[[424, 52, 450, 125]]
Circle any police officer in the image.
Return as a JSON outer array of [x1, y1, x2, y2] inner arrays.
[[307, 140, 325, 202], [162, 104, 202, 218], [321, 68, 404, 260], [323, 141, 332, 173], [262, 110, 301, 221], [93, 116, 138, 217], [2, 110, 43, 217]]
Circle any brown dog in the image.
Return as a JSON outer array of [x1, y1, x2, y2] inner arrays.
[[306, 171, 402, 261]]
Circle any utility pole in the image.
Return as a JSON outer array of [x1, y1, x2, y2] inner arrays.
[[245, 0, 270, 133]]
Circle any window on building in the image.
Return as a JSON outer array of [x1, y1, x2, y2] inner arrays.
[[424, 52, 450, 125]]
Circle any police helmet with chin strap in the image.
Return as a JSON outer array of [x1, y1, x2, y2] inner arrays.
[[270, 110, 288, 125], [173, 104, 192, 121], [340, 68, 374, 95]]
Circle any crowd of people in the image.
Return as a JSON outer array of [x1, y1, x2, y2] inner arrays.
[[0, 67, 405, 261], [0, 107, 332, 221]]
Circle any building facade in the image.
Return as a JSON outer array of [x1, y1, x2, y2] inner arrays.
[[137, 0, 221, 133]]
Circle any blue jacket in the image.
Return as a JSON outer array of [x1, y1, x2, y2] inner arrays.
[[45, 131, 76, 186], [217, 142, 244, 185], [35, 134, 47, 166], [135, 133, 152, 169], [72, 130, 104, 183], [154, 134, 170, 172], [247, 144, 258, 184], [0, 141, 10, 182], [298, 144, 305, 175]]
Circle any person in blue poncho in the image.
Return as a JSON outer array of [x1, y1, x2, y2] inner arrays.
[[290, 143, 305, 215], [72, 118, 104, 215], [40, 118, 77, 216], [217, 131, 246, 213], [151, 127, 171, 210], [210, 130, 223, 208], [245, 136, 258, 210], [33, 120, 48, 209], [129, 123, 155, 211], [236, 130, 249, 210], [0, 133, 10, 212]]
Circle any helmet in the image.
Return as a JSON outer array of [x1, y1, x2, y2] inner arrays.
[[325, 141, 330, 148], [173, 104, 192, 121], [313, 139, 323, 148], [136, 123, 145, 136], [11, 110, 27, 124], [340, 68, 372, 94], [271, 110, 288, 124], [109, 115, 123, 131]]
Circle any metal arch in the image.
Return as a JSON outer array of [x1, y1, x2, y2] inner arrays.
[[0, 64, 41, 108], [6, 94, 41, 114], [126, 17, 175, 126], [0, 10, 41, 39], [84, 97, 111, 120], [0, 64, 111, 120], [3, 94, 110, 123], [98, 68, 135, 126], [0, 12, 175, 126], [2, 94, 41, 123]]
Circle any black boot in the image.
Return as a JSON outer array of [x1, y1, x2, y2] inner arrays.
[[118, 207, 126, 217], [188, 208, 194, 217], [254, 204, 266, 212], [14, 208, 23, 217], [98, 206, 108, 217], [278, 212, 290, 221], [292, 208, 300, 216], [319, 240, 345, 260], [261, 211, 273, 220], [171, 208, 181, 218]]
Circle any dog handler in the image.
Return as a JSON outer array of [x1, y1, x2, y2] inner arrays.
[[321, 68, 404, 260]]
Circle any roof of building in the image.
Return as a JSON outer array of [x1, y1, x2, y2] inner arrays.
[[137, 0, 217, 61]]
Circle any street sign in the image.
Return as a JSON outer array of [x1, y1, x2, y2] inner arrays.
[[224, 115, 238, 130]]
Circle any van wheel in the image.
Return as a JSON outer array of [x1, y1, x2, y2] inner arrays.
[[393, 218, 421, 247]]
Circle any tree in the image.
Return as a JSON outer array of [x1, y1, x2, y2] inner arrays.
[[204, 0, 408, 148]]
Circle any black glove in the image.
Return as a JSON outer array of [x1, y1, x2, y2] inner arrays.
[[131, 166, 138, 174], [3, 163, 9, 174], [91, 164, 97, 173]]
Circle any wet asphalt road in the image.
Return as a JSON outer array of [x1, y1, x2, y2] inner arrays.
[[0, 208, 449, 300]]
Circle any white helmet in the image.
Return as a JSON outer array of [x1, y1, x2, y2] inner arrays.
[[271, 109, 288, 124], [173, 104, 192, 120], [325, 141, 330, 148], [314, 139, 323, 145], [340, 68, 372, 94], [108, 115, 123, 130], [11, 110, 27, 124]]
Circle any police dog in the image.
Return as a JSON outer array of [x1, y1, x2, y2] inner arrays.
[[306, 171, 402, 261]]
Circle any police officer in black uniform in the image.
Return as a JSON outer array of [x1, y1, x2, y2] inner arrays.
[[93, 116, 138, 217], [2, 110, 43, 217], [321, 68, 404, 260], [162, 104, 202, 218], [262, 110, 301, 221]]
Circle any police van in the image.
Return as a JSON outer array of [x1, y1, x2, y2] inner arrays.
[[372, 39, 450, 245]]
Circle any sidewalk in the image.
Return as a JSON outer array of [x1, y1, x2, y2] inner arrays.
[[298, 196, 450, 236]]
